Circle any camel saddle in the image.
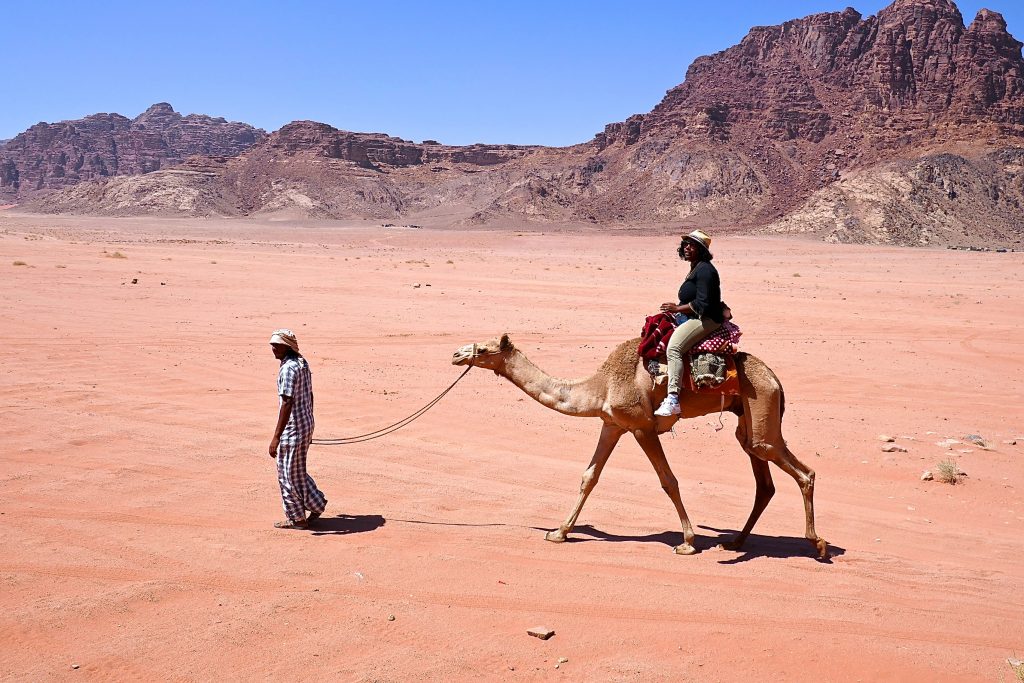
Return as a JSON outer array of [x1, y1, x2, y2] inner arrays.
[[646, 352, 741, 396]]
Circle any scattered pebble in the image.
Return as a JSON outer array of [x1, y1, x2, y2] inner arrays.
[[1002, 439, 1017, 446], [527, 626, 555, 640], [387, 614, 395, 621], [130, 278, 138, 284], [921, 470, 934, 481], [71, 664, 80, 670], [413, 283, 421, 288], [958, 449, 973, 454], [935, 439, 960, 449], [881, 444, 907, 453], [558, 657, 568, 664], [878, 434, 895, 442]]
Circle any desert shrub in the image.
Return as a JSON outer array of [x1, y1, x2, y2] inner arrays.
[[936, 457, 962, 484]]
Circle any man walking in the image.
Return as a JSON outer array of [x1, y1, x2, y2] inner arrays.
[[268, 329, 327, 529]]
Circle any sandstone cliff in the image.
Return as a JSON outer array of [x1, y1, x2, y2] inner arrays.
[[0, 103, 264, 202]]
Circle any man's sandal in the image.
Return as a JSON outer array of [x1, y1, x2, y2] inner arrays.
[[273, 519, 308, 530], [307, 511, 322, 524]]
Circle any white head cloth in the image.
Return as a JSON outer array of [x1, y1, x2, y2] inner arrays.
[[269, 329, 300, 353]]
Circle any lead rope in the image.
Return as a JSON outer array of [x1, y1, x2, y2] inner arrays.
[[310, 366, 473, 445]]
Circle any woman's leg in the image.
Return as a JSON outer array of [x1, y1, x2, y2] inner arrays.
[[665, 317, 722, 395]]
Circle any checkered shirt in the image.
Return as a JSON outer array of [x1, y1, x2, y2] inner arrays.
[[278, 355, 315, 443]]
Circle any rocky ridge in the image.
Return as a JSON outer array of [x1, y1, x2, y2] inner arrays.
[[15, 0, 1024, 246], [0, 103, 264, 202]]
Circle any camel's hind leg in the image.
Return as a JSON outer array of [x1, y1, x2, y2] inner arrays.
[[545, 422, 624, 543], [719, 415, 777, 552], [744, 430, 828, 558], [768, 443, 829, 559], [633, 429, 697, 555]]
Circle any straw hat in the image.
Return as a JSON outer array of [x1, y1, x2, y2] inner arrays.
[[681, 229, 713, 258]]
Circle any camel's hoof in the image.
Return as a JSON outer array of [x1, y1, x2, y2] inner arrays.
[[815, 538, 830, 560], [673, 543, 698, 555], [717, 540, 743, 552], [544, 530, 567, 543]]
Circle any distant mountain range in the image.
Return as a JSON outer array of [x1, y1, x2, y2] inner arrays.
[[4, 0, 1023, 247], [0, 103, 263, 198]]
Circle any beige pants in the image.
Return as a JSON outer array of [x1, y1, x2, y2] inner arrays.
[[666, 317, 722, 395]]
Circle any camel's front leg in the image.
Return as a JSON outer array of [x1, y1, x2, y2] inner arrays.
[[545, 422, 624, 543], [633, 429, 697, 554]]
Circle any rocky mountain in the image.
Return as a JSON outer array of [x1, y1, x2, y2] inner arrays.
[[0, 103, 264, 202], [18, 0, 1024, 246]]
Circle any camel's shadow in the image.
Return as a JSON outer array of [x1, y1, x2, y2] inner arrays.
[[310, 514, 386, 536], [544, 523, 845, 563]]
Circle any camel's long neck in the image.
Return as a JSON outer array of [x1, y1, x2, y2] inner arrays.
[[498, 350, 605, 417]]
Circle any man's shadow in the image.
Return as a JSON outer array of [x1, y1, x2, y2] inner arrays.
[[310, 514, 386, 536], [544, 523, 844, 563]]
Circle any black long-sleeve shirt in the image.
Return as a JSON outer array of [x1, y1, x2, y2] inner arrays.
[[677, 261, 724, 323]]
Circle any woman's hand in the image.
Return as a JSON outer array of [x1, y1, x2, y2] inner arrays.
[[659, 302, 679, 313]]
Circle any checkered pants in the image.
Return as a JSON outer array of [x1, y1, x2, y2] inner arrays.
[[276, 436, 327, 522]]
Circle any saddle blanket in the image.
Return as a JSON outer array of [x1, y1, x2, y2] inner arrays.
[[646, 354, 741, 396]]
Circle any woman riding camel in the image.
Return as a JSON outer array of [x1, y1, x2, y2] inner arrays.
[[654, 229, 725, 417]]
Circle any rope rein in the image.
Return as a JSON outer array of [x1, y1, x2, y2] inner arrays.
[[310, 366, 473, 446]]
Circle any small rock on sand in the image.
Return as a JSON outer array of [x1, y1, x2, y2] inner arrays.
[[1002, 439, 1017, 446], [921, 470, 933, 481], [881, 443, 907, 452], [878, 434, 895, 442], [527, 626, 555, 640]]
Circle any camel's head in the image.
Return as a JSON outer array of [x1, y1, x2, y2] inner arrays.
[[452, 334, 514, 372]]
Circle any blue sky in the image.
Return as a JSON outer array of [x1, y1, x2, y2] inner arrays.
[[3, 1, 1020, 146]]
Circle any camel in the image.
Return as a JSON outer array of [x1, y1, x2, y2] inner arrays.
[[452, 334, 828, 559]]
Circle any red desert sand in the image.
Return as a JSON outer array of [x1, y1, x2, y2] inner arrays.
[[1, 213, 1022, 681]]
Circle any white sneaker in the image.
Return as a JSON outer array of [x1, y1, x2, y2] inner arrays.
[[654, 394, 681, 417]]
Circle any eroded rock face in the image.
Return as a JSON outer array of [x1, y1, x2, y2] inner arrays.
[[0, 103, 264, 200], [620, 0, 1023, 147]]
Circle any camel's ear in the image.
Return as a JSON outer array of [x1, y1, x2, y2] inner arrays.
[[499, 333, 511, 351]]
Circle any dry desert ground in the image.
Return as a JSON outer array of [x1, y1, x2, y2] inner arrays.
[[1, 213, 1022, 682]]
